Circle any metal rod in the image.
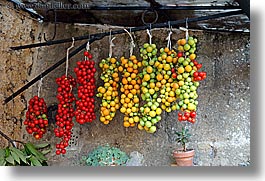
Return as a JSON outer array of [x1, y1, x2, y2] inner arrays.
[[11, 10, 244, 50], [4, 10, 244, 104], [0, 130, 16, 147], [86, 5, 240, 11], [3, 41, 88, 105]]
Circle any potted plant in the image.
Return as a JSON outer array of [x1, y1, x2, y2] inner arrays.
[[84, 144, 129, 166], [172, 126, 195, 166]]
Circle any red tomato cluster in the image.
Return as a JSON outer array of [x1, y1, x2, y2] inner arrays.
[[192, 59, 206, 81], [193, 71, 207, 81], [178, 111, 196, 124], [54, 75, 76, 155], [74, 51, 96, 124], [24, 96, 48, 140]]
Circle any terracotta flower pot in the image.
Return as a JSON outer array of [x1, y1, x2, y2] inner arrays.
[[172, 149, 195, 166]]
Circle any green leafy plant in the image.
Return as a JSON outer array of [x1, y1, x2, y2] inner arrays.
[[0, 129, 50, 166], [85, 145, 129, 166], [0, 142, 51, 166], [174, 127, 191, 152]]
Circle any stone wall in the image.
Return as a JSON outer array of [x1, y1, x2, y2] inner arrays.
[[0, 2, 250, 166], [0, 1, 39, 147]]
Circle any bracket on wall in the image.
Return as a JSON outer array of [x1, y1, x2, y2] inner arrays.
[[43, 9, 57, 42]]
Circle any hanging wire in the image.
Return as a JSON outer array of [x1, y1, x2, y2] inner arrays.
[[66, 37, 75, 77]]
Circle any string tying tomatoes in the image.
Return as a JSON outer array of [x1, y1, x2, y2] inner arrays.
[[96, 31, 120, 125]]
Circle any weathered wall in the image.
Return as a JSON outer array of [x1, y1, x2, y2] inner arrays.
[[0, 1, 39, 147], [0, 2, 250, 166]]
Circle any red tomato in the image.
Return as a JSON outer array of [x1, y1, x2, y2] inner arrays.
[[184, 112, 190, 118], [193, 72, 198, 77], [84, 51, 89, 57], [196, 64, 202, 70], [190, 111, 196, 118], [177, 52, 183, 57]]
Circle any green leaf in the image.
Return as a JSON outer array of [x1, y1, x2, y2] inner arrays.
[[5, 148, 10, 157], [10, 150, 20, 164], [0, 149, 6, 159], [34, 143, 50, 149], [0, 158, 6, 166], [29, 156, 42, 166], [10, 147, 27, 164], [25, 143, 47, 162], [5, 155, 15, 165], [41, 149, 51, 155], [25, 143, 38, 155]]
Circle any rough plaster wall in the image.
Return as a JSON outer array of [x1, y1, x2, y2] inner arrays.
[[39, 26, 250, 167], [0, 1, 39, 147], [0, 4, 250, 166]]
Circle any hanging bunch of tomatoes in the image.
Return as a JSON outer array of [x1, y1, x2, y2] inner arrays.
[[54, 75, 76, 155], [23, 96, 49, 140], [155, 47, 179, 113], [74, 51, 96, 124], [21, 29, 208, 156], [138, 43, 162, 134], [96, 57, 120, 125], [119, 55, 142, 128], [174, 36, 207, 124]]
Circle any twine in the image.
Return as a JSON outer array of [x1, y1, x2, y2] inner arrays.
[[166, 31, 173, 50], [86, 40, 90, 51], [37, 77, 43, 97], [124, 28, 135, 56], [147, 29, 152, 45], [185, 18, 189, 41], [179, 18, 189, 41], [109, 30, 116, 58], [85, 39, 90, 61]]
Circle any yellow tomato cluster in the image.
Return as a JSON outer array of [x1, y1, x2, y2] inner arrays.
[[155, 47, 179, 112], [138, 43, 162, 134], [175, 36, 199, 112], [119, 55, 142, 128], [96, 57, 120, 124]]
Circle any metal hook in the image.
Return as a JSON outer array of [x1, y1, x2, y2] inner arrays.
[[44, 9, 57, 42]]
